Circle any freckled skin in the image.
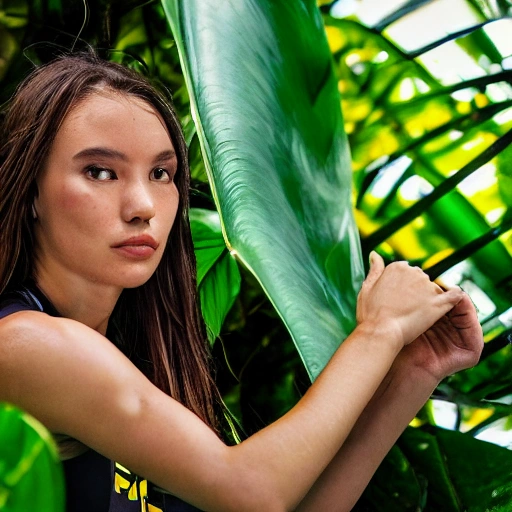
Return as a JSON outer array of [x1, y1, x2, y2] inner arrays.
[[33, 92, 179, 292]]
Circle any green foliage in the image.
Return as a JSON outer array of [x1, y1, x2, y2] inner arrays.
[[162, 0, 364, 380], [190, 208, 241, 344], [1, 0, 512, 510], [359, 425, 512, 512], [320, 1, 512, 509], [0, 403, 64, 512], [322, 0, 512, 407]]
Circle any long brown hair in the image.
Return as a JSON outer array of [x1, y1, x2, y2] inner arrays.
[[0, 53, 221, 432]]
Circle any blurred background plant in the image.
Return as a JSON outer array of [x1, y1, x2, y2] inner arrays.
[[0, 402, 64, 511], [320, 0, 512, 447], [1, 0, 512, 510]]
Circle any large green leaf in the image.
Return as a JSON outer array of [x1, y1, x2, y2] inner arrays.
[[0, 402, 64, 512], [399, 426, 512, 512], [162, 0, 364, 380], [356, 444, 424, 512], [356, 424, 512, 511], [190, 208, 241, 344]]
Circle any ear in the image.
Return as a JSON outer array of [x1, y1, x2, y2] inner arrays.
[[31, 185, 40, 220]]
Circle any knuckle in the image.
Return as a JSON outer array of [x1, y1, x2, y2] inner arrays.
[[388, 261, 408, 273]]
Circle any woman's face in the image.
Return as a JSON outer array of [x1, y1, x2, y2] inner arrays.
[[33, 91, 179, 290]]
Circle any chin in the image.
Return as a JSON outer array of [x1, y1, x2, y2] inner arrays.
[[109, 267, 157, 290], [120, 274, 155, 289], [95, 257, 162, 290]]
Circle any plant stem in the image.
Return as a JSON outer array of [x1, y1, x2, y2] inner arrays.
[[361, 127, 512, 254]]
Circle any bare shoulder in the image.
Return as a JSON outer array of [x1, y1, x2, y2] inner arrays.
[[0, 310, 118, 376], [0, 311, 85, 380], [0, 311, 230, 507], [0, 310, 144, 432], [0, 309, 95, 349], [0, 310, 89, 353]]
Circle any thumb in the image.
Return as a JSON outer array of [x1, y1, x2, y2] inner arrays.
[[437, 285, 465, 311], [363, 251, 385, 289]]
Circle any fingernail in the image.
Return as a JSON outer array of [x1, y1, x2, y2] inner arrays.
[[370, 251, 379, 267]]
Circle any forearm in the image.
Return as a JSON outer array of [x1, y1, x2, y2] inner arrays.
[[225, 324, 402, 511], [296, 359, 439, 511]]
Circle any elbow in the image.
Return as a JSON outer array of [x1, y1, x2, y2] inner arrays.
[[230, 495, 289, 512], [205, 494, 287, 512], [255, 495, 290, 512], [213, 448, 293, 512], [214, 480, 290, 512]]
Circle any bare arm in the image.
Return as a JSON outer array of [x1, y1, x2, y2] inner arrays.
[[297, 292, 484, 511], [296, 355, 438, 511], [0, 258, 464, 512]]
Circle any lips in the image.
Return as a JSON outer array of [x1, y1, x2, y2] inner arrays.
[[112, 235, 159, 258], [113, 235, 159, 250]]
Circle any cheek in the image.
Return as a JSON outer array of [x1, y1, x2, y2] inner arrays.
[[159, 187, 180, 229], [58, 188, 89, 216], [41, 181, 113, 236]]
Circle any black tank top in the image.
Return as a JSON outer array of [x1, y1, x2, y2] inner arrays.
[[0, 284, 202, 512]]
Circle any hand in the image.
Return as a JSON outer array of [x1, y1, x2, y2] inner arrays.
[[396, 292, 484, 383], [356, 252, 464, 348]]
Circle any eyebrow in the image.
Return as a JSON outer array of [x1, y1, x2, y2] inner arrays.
[[72, 147, 177, 163]]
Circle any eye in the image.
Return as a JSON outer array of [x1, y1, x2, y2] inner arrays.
[[150, 167, 172, 183], [85, 166, 117, 181]]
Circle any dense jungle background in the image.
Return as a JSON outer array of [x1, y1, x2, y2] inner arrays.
[[1, 0, 512, 510]]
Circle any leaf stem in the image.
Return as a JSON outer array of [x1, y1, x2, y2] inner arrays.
[[424, 215, 512, 279], [356, 100, 512, 207], [388, 71, 512, 111], [361, 127, 512, 254], [374, 0, 434, 32]]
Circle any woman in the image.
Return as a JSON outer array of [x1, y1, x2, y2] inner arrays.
[[0, 53, 483, 512]]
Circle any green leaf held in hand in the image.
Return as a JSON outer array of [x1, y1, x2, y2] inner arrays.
[[163, 0, 364, 380]]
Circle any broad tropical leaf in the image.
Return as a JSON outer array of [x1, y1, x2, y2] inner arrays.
[[358, 424, 512, 512], [357, 444, 424, 512], [190, 208, 241, 344], [162, 0, 364, 380], [400, 426, 512, 512], [0, 402, 64, 512]]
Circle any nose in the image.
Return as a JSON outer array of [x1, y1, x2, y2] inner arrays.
[[122, 179, 156, 224]]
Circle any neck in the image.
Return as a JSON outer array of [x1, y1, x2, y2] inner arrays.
[[33, 263, 122, 336]]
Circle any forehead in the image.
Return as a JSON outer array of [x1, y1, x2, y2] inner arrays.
[[52, 91, 174, 156]]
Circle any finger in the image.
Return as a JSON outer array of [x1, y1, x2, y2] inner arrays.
[[447, 293, 481, 328], [432, 282, 445, 294], [447, 292, 475, 315], [436, 286, 464, 311], [363, 251, 385, 289]]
